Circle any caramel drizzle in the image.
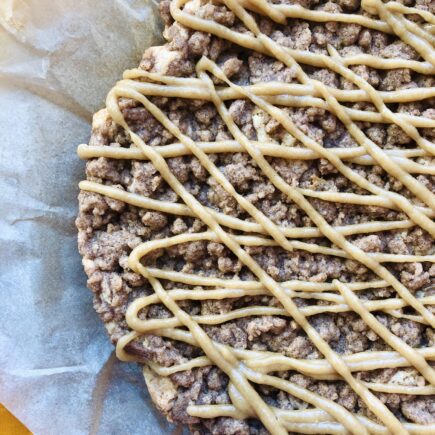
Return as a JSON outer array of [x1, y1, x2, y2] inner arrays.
[[78, 1, 435, 433], [78, 144, 435, 174]]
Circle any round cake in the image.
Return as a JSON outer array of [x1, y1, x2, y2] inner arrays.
[[76, 1, 435, 433]]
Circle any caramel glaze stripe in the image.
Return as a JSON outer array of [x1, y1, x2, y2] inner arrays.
[[78, 143, 435, 174], [240, 347, 435, 379], [79, 178, 434, 219], [151, 356, 435, 394], [138, 304, 432, 329], [145, 268, 389, 292], [78, 142, 429, 161], [120, 326, 435, 379], [79, 180, 427, 239], [171, 0, 435, 74], [130, 288, 435, 323], [198, 56, 435, 329], [223, 367, 363, 434], [115, 330, 141, 362], [295, 188, 432, 214], [85, 79, 435, 127], [400, 13, 435, 47], [365, 0, 435, 66], [237, 0, 391, 31], [132, 291, 434, 327], [128, 293, 433, 332], [122, 71, 435, 103], [109, 89, 371, 435], [151, 350, 434, 395], [386, 1, 435, 25], [350, 157, 435, 175], [123, 232, 434, 332], [171, 4, 435, 238], [243, 366, 376, 434], [241, 364, 369, 433], [117, 230, 435, 268], [144, 273, 431, 328], [187, 404, 435, 435]]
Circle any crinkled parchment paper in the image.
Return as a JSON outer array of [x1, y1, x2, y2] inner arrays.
[[0, 1, 177, 433]]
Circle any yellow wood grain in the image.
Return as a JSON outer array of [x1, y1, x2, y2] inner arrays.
[[0, 405, 31, 435]]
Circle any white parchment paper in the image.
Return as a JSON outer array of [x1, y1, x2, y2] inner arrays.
[[0, 1, 177, 433]]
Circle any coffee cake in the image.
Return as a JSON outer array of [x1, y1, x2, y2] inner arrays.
[[77, 1, 435, 433]]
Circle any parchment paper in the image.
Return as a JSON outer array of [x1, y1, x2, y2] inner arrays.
[[0, 1, 177, 433]]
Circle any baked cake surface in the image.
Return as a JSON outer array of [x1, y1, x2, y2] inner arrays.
[[76, 0, 435, 433]]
